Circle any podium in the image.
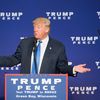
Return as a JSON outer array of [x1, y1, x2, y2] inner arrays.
[[5, 74, 68, 100]]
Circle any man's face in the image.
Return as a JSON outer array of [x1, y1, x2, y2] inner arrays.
[[33, 23, 49, 40]]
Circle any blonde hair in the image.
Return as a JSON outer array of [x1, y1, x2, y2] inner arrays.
[[33, 17, 50, 27]]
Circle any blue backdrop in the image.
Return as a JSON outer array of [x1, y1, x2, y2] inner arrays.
[[0, 0, 100, 100]]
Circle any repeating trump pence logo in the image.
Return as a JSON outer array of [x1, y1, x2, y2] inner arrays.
[[46, 11, 74, 20], [0, 12, 23, 21], [0, 67, 19, 71], [70, 36, 99, 45], [69, 86, 97, 95], [95, 60, 100, 69], [97, 11, 100, 19]]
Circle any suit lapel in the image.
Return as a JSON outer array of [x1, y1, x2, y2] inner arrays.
[[27, 38, 34, 59], [25, 38, 35, 73], [40, 38, 52, 73]]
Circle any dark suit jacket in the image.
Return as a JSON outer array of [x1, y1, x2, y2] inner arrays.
[[0, 37, 74, 76]]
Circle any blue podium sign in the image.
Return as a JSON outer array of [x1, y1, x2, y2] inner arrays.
[[5, 74, 68, 100]]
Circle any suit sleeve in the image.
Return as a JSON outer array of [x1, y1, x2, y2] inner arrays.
[[0, 41, 22, 67], [56, 44, 74, 76]]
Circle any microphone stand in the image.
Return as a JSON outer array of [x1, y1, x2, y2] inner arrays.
[[33, 37, 38, 74]]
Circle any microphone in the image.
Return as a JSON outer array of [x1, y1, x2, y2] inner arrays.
[[33, 37, 37, 52]]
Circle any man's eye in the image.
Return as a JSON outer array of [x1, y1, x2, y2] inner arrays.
[[38, 27, 41, 29]]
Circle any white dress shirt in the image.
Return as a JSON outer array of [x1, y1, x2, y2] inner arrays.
[[30, 36, 49, 74]]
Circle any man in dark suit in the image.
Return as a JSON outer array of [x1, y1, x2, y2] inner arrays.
[[0, 17, 91, 76]]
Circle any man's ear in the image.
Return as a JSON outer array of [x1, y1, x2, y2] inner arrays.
[[45, 27, 50, 33]]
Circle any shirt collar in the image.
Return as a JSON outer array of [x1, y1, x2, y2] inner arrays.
[[37, 35, 49, 44]]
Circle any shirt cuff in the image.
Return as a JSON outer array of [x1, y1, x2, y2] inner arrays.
[[73, 67, 77, 76]]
